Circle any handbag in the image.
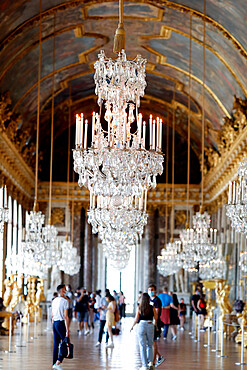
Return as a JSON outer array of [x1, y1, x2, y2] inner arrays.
[[58, 337, 74, 359], [115, 307, 120, 323]]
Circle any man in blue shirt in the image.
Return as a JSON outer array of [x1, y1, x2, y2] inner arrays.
[[158, 287, 173, 339]]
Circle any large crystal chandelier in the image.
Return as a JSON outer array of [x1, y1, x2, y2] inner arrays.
[[0, 186, 8, 233], [22, 208, 45, 257], [226, 158, 247, 233], [73, 50, 164, 198], [157, 240, 182, 277]]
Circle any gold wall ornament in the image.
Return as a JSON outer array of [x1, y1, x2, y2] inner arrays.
[[51, 207, 65, 226], [215, 281, 232, 320], [175, 210, 187, 228]]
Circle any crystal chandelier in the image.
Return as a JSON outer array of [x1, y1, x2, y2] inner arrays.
[[0, 186, 8, 233], [179, 211, 218, 267], [226, 158, 247, 233], [239, 251, 247, 275], [73, 50, 164, 198], [157, 240, 182, 277], [59, 239, 81, 276], [22, 208, 45, 257]]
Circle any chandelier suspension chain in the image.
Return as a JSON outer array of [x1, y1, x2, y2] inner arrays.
[[113, 0, 125, 53], [165, 114, 169, 246], [48, 13, 56, 222], [186, 13, 192, 225], [171, 87, 175, 240], [66, 83, 71, 232], [34, 0, 42, 207], [71, 172, 75, 243], [201, 0, 206, 210]]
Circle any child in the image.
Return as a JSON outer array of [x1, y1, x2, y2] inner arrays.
[[179, 298, 186, 330]]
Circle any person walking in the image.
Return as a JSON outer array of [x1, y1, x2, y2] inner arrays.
[[119, 291, 126, 319], [95, 290, 109, 347], [148, 284, 165, 368], [197, 293, 207, 330], [178, 298, 186, 330], [158, 287, 173, 339], [131, 292, 158, 370], [94, 290, 101, 321], [169, 292, 180, 341], [52, 284, 70, 370], [77, 289, 90, 335], [66, 284, 73, 325], [105, 294, 117, 348]]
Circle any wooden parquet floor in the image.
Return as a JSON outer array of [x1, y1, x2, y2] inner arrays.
[[0, 318, 244, 369]]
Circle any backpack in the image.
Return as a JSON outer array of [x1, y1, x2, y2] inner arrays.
[[58, 337, 74, 359]]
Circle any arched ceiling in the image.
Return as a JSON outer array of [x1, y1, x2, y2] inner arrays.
[[0, 0, 246, 183]]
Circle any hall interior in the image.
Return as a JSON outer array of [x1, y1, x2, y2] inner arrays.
[[0, 0, 247, 368]]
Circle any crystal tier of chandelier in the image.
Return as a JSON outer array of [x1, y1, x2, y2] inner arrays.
[[199, 258, 226, 280], [226, 158, 247, 234], [0, 186, 8, 233], [73, 50, 164, 198]]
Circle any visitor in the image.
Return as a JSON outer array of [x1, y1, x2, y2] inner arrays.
[[119, 291, 126, 319], [169, 292, 179, 341], [158, 287, 173, 339], [94, 289, 101, 321], [74, 287, 81, 324], [130, 292, 157, 370], [105, 294, 117, 348], [191, 288, 200, 314], [179, 298, 187, 330], [77, 288, 90, 335], [66, 284, 73, 325], [52, 284, 70, 370], [89, 292, 96, 333], [95, 289, 109, 347], [197, 293, 207, 330], [148, 284, 165, 368], [113, 290, 119, 305]]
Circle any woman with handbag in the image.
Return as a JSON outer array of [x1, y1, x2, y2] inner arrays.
[[105, 294, 116, 348]]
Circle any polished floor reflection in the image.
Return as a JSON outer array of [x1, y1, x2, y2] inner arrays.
[[0, 318, 245, 369]]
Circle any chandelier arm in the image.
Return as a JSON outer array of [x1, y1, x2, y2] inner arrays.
[[34, 0, 42, 209]]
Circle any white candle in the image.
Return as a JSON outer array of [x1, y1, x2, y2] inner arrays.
[[214, 229, 217, 244], [149, 115, 153, 149], [92, 112, 95, 144], [93, 195, 96, 209], [138, 113, 142, 145], [80, 113, 84, 148], [0, 187, 3, 208], [242, 178, 245, 203], [76, 114, 79, 147], [144, 189, 147, 212], [4, 185, 7, 208], [210, 228, 213, 243], [152, 120, 155, 151], [233, 181, 236, 204], [108, 119, 110, 146], [228, 181, 232, 204], [84, 119, 88, 149], [156, 117, 159, 151], [90, 190, 93, 209], [123, 113, 127, 144], [143, 121, 146, 149], [159, 119, 162, 150]]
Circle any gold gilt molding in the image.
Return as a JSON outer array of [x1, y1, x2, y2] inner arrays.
[[204, 97, 247, 203], [140, 25, 247, 96], [0, 0, 246, 60]]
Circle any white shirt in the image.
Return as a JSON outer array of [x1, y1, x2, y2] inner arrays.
[[52, 296, 69, 321], [95, 295, 101, 309]]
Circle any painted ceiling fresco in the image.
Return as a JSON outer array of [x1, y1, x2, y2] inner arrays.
[[0, 0, 246, 183]]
